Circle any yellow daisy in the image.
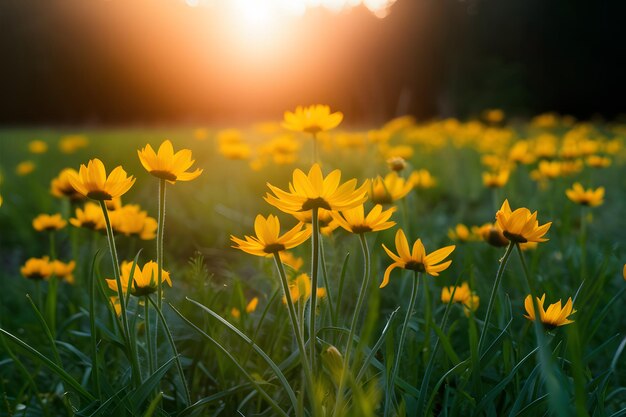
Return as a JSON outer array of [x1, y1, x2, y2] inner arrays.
[[265, 163, 368, 213], [138, 139, 203, 183], [231, 214, 311, 256], [495, 199, 551, 243], [380, 229, 455, 288], [69, 159, 135, 201]]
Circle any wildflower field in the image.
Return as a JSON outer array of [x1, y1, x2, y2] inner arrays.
[[0, 110, 625, 417]]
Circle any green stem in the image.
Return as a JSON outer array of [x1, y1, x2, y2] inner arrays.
[[46, 232, 57, 334], [145, 298, 155, 376], [89, 255, 101, 399], [477, 240, 515, 354], [273, 253, 316, 414], [384, 271, 421, 417], [422, 274, 432, 364], [99, 200, 141, 385], [335, 233, 371, 414], [579, 206, 587, 282], [147, 296, 191, 405], [319, 237, 336, 326], [309, 206, 320, 369], [157, 178, 166, 309]]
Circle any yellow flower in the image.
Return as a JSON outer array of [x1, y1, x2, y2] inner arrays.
[[386, 156, 407, 172], [70, 202, 106, 231], [277, 251, 304, 272], [531, 160, 561, 181], [482, 169, 510, 188], [509, 141, 536, 164], [408, 169, 437, 189], [586, 155, 611, 168], [282, 105, 343, 134], [231, 214, 311, 256], [565, 183, 604, 207], [369, 172, 412, 205], [447, 224, 475, 242], [111, 204, 157, 240], [219, 142, 252, 160], [109, 296, 122, 316], [381, 229, 455, 288], [28, 140, 48, 154], [69, 159, 135, 201], [51, 168, 85, 201], [106, 261, 172, 297], [384, 145, 414, 160], [16, 161, 35, 176], [50, 260, 76, 284], [441, 282, 480, 316], [495, 199, 551, 243], [59, 135, 89, 154], [193, 128, 209, 141], [32, 213, 67, 231], [331, 204, 396, 234], [623, 264, 626, 281], [282, 273, 327, 304], [231, 297, 259, 319], [483, 109, 505, 123], [476, 222, 509, 247], [21, 257, 52, 280], [246, 297, 259, 313], [138, 139, 203, 182], [523, 294, 576, 328], [265, 163, 368, 213], [441, 282, 472, 304]]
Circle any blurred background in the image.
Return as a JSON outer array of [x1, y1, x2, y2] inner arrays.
[[1, 0, 624, 126]]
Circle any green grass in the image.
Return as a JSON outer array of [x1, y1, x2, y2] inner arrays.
[[0, 120, 625, 416]]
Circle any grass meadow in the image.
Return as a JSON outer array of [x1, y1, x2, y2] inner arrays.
[[0, 112, 625, 416]]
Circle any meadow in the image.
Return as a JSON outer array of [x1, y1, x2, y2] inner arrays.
[[0, 108, 625, 417]]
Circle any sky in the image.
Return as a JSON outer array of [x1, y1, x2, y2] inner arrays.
[[1, 0, 624, 125]]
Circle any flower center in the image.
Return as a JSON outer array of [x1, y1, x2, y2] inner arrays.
[[302, 197, 332, 211], [404, 260, 425, 272], [351, 225, 373, 234], [503, 230, 528, 243], [264, 243, 286, 254], [150, 170, 178, 182], [87, 190, 113, 201]]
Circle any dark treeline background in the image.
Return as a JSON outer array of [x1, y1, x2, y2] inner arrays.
[[0, 0, 624, 126]]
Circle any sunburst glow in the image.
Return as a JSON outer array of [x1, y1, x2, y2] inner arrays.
[[185, 0, 397, 19]]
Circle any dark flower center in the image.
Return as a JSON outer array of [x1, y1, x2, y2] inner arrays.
[[503, 231, 528, 243], [302, 197, 332, 211], [150, 170, 178, 182], [264, 243, 286, 254], [351, 225, 373, 234], [87, 190, 113, 201], [404, 260, 425, 272]]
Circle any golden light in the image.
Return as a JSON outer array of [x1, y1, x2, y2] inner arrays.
[[185, 0, 397, 19]]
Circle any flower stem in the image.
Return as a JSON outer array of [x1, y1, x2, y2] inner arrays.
[[477, 240, 515, 354], [144, 298, 155, 376], [579, 206, 587, 282], [46, 232, 58, 334], [384, 271, 421, 417], [335, 233, 371, 413], [309, 206, 320, 369], [319, 237, 336, 326], [157, 178, 166, 309], [99, 200, 141, 385], [273, 253, 316, 414]]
